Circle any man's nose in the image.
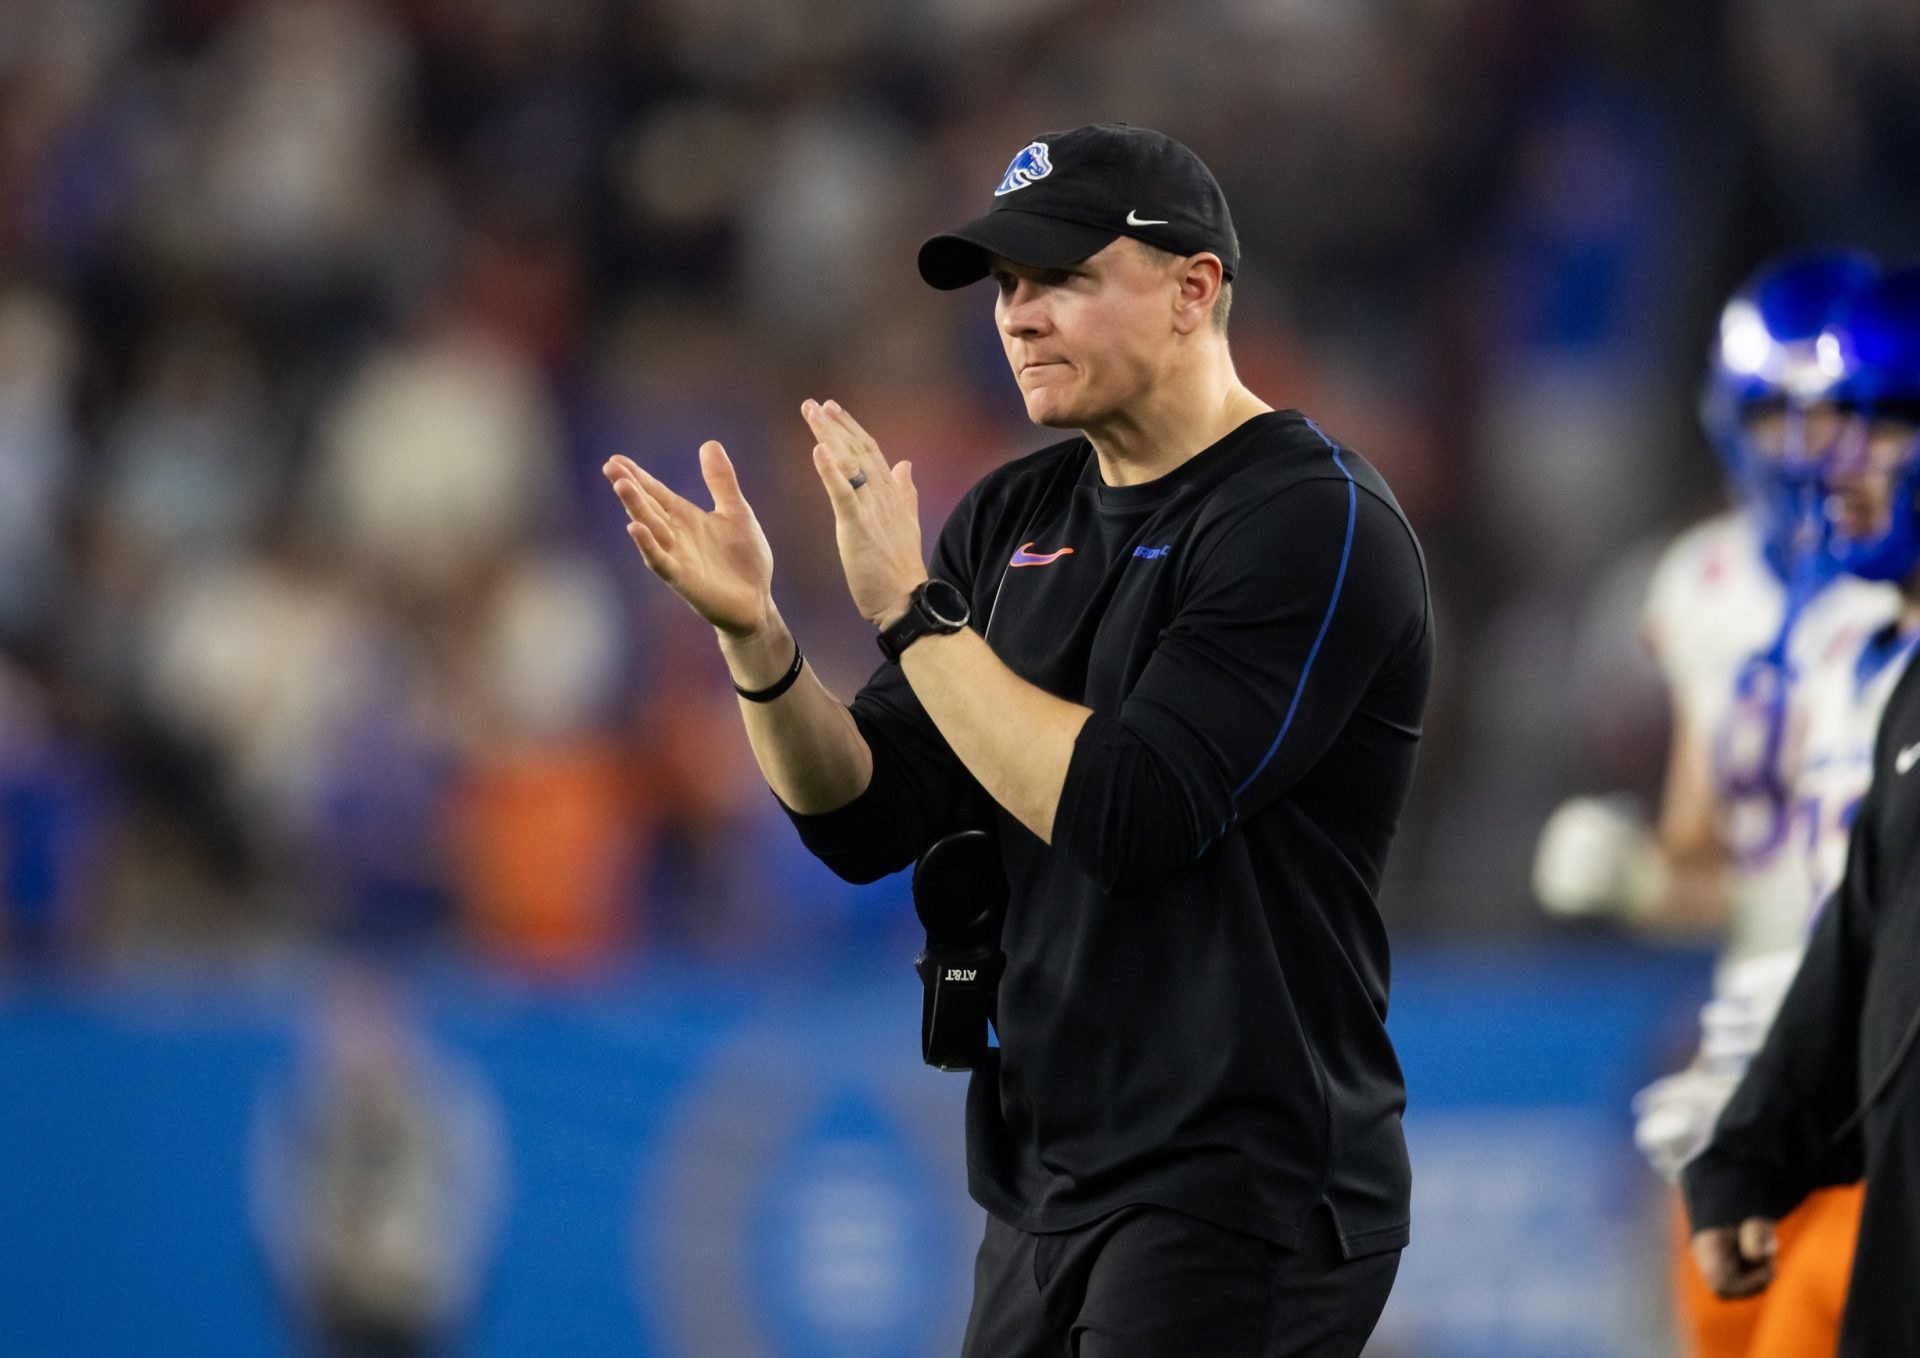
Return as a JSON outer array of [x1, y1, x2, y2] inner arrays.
[[999, 285, 1050, 337]]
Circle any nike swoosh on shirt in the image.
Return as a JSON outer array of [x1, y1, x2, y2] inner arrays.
[[1125, 210, 1169, 226], [1009, 542, 1075, 567], [1898, 741, 1920, 775]]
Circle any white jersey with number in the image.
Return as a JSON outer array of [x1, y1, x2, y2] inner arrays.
[[1640, 510, 1899, 964], [1703, 616, 1918, 1073]]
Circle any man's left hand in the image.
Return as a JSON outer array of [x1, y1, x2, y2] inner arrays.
[[804, 398, 928, 628], [1690, 1219, 1778, 1299]]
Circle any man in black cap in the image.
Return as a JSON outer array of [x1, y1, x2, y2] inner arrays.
[[604, 123, 1432, 1356]]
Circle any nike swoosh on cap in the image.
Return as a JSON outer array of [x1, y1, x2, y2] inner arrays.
[[1125, 210, 1169, 226], [1010, 542, 1075, 567]]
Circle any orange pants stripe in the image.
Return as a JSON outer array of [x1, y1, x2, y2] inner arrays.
[[1671, 1183, 1863, 1358]]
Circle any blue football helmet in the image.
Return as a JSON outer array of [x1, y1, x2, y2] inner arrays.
[[1700, 249, 1881, 584], [1816, 266, 1920, 583], [1701, 251, 1878, 819]]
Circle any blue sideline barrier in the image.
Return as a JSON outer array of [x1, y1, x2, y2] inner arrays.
[[0, 941, 1710, 1358]]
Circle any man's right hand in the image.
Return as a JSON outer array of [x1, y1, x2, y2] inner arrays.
[[604, 443, 873, 814], [1690, 1218, 1779, 1299], [604, 443, 775, 638]]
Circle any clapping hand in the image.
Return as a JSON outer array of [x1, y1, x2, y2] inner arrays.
[[603, 442, 774, 638], [605, 399, 929, 639], [802, 399, 928, 628]]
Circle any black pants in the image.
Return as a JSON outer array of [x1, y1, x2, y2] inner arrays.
[[959, 1203, 1399, 1358]]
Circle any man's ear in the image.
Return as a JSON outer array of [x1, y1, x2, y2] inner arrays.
[[1172, 254, 1224, 335]]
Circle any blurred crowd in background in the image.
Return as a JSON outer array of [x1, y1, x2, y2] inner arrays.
[[2, 0, 1918, 972]]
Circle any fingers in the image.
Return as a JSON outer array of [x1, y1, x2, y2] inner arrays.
[[802, 399, 864, 507], [801, 400, 857, 480], [628, 487, 675, 549], [607, 455, 699, 523], [634, 463, 697, 522], [626, 521, 677, 581], [1690, 1224, 1776, 1300], [811, 441, 859, 514], [803, 398, 887, 484], [603, 456, 659, 518], [1719, 1259, 1776, 1300], [815, 398, 873, 449], [1738, 1217, 1778, 1267], [603, 463, 677, 548], [603, 467, 651, 524], [698, 440, 747, 512]]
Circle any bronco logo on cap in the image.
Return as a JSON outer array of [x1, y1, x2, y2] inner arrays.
[[993, 142, 1052, 196]]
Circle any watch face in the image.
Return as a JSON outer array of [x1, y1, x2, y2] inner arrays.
[[922, 579, 970, 627]]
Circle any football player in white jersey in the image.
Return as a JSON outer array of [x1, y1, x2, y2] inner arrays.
[[1683, 265, 1920, 1349], [1532, 251, 1897, 1358]]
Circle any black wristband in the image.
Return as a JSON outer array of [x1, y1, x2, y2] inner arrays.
[[734, 642, 804, 703]]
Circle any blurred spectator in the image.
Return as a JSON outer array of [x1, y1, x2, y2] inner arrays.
[[99, 306, 284, 564], [0, 289, 81, 644], [250, 965, 508, 1358], [307, 322, 562, 598], [0, 655, 119, 960], [195, 0, 414, 290], [449, 552, 648, 969]]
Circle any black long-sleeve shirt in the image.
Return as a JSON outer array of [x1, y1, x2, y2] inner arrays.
[[1684, 644, 1920, 1356], [784, 410, 1432, 1257]]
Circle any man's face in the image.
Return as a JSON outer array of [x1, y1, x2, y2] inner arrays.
[[989, 240, 1184, 429], [1824, 412, 1920, 542], [1738, 400, 1846, 466]]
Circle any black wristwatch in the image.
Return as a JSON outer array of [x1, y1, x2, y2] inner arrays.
[[878, 579, 971, 662]]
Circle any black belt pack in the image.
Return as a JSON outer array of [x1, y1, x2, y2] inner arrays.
[[911, 829, 1009, 1071]]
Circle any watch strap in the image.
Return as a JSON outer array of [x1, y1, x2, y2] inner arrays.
[[879, 581, 968, 663]]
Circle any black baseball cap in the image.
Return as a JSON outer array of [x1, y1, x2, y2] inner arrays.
[[917, 123, 1239, 291]]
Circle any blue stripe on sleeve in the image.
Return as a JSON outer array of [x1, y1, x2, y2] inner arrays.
[[1231, 419, 1357, 800]]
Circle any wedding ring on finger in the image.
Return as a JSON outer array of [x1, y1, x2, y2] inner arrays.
[[847, 468, 869, 490]]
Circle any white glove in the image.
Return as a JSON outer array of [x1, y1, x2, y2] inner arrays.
[[1632, 1066, 1742, 1182], [1532, 795, 1664, 920], [1633, 951, 1806, 1182]]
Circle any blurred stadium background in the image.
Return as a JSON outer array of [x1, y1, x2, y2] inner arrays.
[[0, 1, 1915, 1355]]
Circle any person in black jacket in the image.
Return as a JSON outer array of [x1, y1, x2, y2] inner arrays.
[[604, 124, 1432, 1358], [1684, 269, 1920, 1356]]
